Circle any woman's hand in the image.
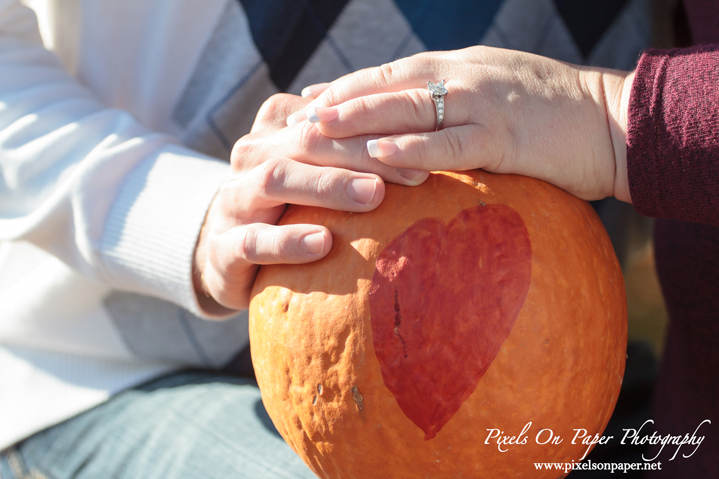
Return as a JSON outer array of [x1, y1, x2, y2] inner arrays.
[[193, 93, 429, 316], [290, 46, 634, 203]]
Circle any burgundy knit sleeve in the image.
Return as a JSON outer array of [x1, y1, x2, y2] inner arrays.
[[626, 45, 719, 225]]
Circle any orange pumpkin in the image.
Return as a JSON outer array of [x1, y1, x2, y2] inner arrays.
[[249, 170, 627, 478]]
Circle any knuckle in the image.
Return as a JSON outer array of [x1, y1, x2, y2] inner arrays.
[[410, 51, 434, 68], [411, 51, 446, 72], [297, 120, 323, 153], [414, 137, 432, 163], [255, 93, 295, 124], [347, 134, 377, 168], [358, 138, 376, 167], [498, 123, 519, 171], [412, 50, 431, 60], [373, 61, 398, 86], [402, 89, 429, 122], [215, 178, 239, 212], [348, 95, 373, 119], [444, 129, 465, 163], [206, 236, 230, 280], [236, 225, 260, 263], [313, 168, 337, 201], [230, 136, 256, 170], [469, 44, 489, 58], [320, 85, 341, 107], [319, 75, 359, 106], [251, 157, 285, 199]]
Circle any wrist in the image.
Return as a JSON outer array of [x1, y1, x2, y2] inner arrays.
[[193, 214, 238, 318], [602, 69, 634, 203]]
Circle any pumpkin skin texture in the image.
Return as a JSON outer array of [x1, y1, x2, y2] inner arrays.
[[249, 171, 627, 479]]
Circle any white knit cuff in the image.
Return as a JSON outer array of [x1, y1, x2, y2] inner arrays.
[[100, 144, 230, 318]]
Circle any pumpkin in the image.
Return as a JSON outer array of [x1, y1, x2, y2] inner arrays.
[[249, 170, 627, 478]]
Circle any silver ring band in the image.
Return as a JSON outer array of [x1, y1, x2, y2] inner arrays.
[[433, 96, 444, 131], [427, 80, 447, 131]]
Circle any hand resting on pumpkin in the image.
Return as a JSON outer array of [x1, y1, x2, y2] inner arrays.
[[288, 45, 635, 204], [192, 93, 429, 316]]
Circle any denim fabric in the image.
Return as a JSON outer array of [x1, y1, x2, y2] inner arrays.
[[0, 372, 315, 479]]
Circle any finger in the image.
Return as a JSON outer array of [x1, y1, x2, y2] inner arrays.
[[301, 82, 331, 99], [287, 85, 333, 126], [232, 122, 429, 185], [286, 100, 336, 126], [204, 223, 333, 309], [286, 107, 308, 126], [315, 53, 450, 107], [289, 122, 430, 184], [286, 104, 340, 128], [365, 125, 503, 172], [308, 89, 471, 139], [253, 93, 314, 132], [219, 223, 333, 265], [230, 158, 387, 216]]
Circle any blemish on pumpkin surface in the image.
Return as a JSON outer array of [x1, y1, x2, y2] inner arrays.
[[281, 302, 289, 313], [351, 386, 364, 411], [313, 385, 322, 406], [393, 290, 408, 359]]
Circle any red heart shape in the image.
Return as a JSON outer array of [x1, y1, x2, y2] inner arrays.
[[369, 204, 532, 440]]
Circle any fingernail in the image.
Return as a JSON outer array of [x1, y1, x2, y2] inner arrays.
[[367, 139, 398, 158], [302, 232, 325, 255], [396, 168, 427, 183], [301, 83, 331, 99], [307, 106, 339, 123], [286, 109, 308, 127], [349, 178, 377, 205]]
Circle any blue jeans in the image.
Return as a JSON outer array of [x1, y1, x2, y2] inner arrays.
[[0, 372, 315, 479]]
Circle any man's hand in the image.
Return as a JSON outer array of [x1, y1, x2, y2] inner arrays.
[[193, 94, 429, 316]]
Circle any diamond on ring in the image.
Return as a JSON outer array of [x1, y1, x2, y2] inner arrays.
[[428, 80, 447, 131]]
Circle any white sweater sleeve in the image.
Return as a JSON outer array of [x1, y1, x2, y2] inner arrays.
[[0, 0, 231, 317]]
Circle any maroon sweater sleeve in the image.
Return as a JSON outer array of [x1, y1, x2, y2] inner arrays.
[[626, 45, 719, 225]]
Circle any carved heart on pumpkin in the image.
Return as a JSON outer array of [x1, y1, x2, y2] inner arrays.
[[369, 204, 532, 440]]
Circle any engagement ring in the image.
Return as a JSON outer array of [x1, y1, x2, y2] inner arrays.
[[427, 80, 448, 131]]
